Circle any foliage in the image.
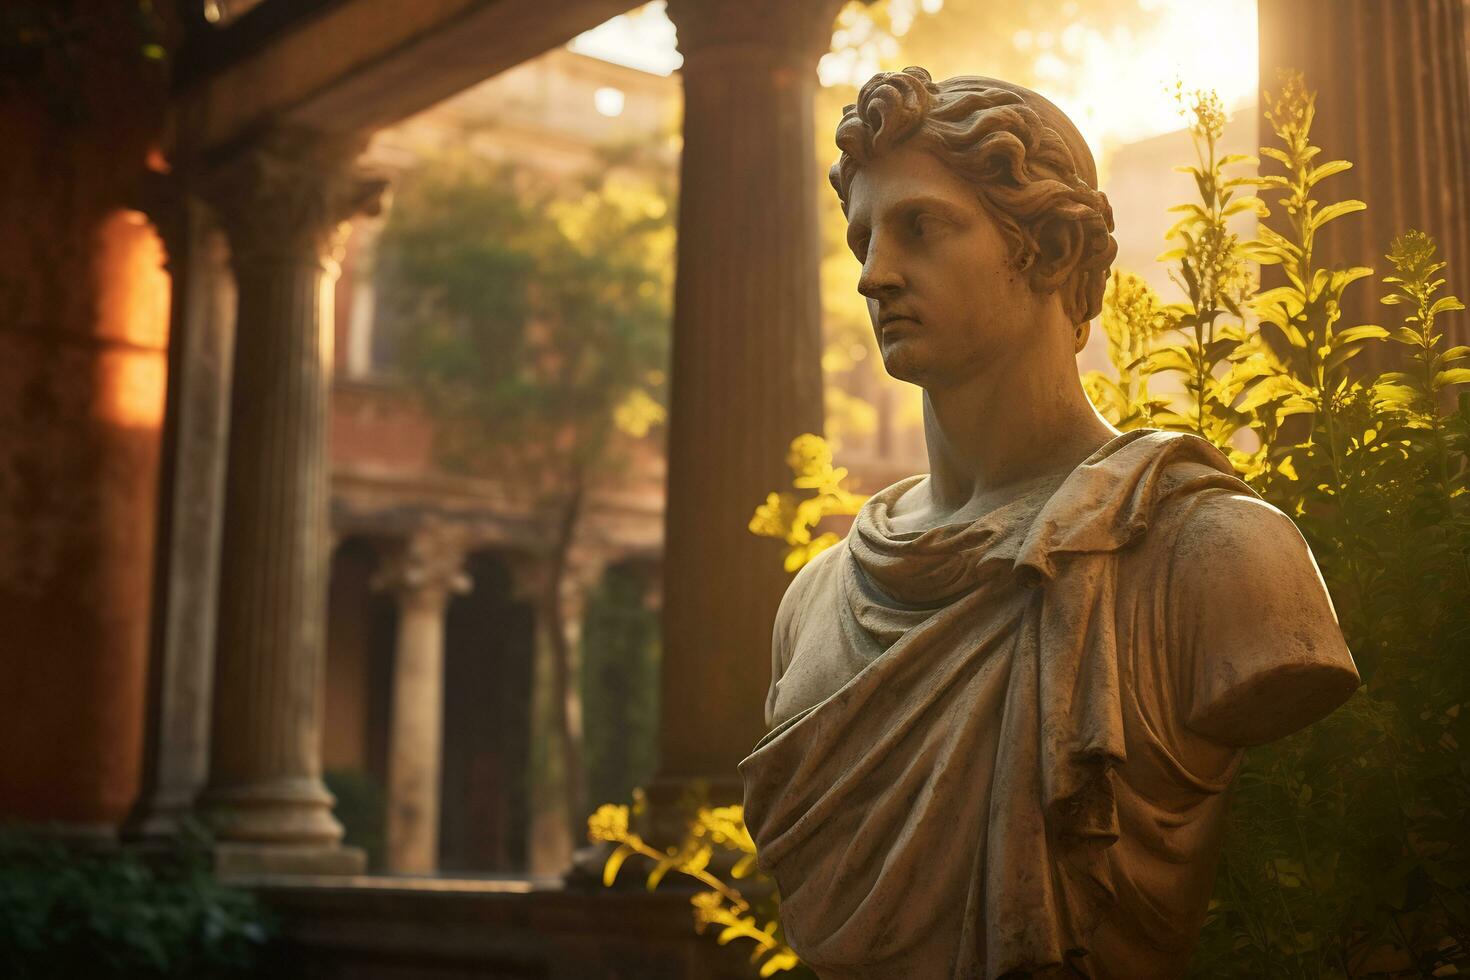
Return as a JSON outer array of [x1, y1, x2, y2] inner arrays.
[[581, 564, 661, 813], [1081, 74, 1470, 977], [0, 825, 274, 980], [324, 768, 386, 873], [378, 146, 673, 845], [588, 798, 806, 978], [378, 149, 673, 488], [748, 434, 869, 573], [0, 1, 169, 121], [718, 73, 1470, 977], [1080, 270, 1175, 430], [1132, 83, 1263, 450]]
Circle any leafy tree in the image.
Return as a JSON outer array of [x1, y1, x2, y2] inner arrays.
[[377, 147, 673, 846]]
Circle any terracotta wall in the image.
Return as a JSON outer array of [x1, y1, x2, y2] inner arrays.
[[0, 8, 173, 828]]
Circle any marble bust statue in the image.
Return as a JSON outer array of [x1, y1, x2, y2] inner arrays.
[[737, 68, 1360, 980]]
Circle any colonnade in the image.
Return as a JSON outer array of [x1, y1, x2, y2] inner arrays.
[[125, 0, 844, 874]]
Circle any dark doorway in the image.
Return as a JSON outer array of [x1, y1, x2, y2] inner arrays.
[[439, 550, 535, 873], [323, 535, 398, 870]]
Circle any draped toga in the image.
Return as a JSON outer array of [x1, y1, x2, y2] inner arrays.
[[739, 429, 1359, 980]]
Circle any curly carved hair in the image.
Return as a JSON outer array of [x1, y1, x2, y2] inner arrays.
[[830, 67, 1118, 326]]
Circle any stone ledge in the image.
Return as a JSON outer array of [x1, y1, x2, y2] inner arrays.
[[214, 842, 367, 878], [250, 876, 762, 980]]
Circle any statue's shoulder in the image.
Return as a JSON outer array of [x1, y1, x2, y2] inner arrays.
[[776, 537, 845, 631], [1148, 485, 1360, 745], [1166, 483, 1305, 561]]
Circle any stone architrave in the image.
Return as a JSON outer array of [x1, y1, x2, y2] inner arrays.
[[374, 526, 472, 875], [739, 69, 1360, 978], [197, 127, 386, 876], [650, 0, 846, 824]]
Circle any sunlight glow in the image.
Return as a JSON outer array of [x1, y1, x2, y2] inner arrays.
[[594, 86, 627, 117], [1037, 0, 1258, 153], [569, 1, 681, 76], [570, 0, 1257, 153]]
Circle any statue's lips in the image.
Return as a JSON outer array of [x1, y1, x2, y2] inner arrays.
[[880, 315, 922, 334]]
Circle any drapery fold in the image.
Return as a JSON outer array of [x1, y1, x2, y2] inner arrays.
[[741, 430, 1254, 978]]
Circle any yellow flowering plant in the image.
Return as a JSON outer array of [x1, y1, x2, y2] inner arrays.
[[748, 434, 869, 574], [587, 797, 802, 977]]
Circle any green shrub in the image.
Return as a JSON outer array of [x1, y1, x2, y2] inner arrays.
[[324, 768, 387, 872], [1094, 72, 1470, 978], [0, 826, 274, 980]]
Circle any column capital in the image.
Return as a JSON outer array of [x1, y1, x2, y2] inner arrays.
[[374, 524, 473, 609], [667, 0, 849, 68], [132, 169, 189, 276], [201, 126, 388, 266]]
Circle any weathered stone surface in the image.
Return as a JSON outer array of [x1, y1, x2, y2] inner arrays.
[[197, 128, 384, 870], [249, 877, 759, 980], [740, 69, 1359, 979], [374, 524, 472, 874], [649, 0, 845, 829]]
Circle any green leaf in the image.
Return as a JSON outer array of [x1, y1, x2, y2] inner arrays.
[[646, 855, 677, 891], [1143, 346, 1198, 375], [1222, 197, 1266, 218], [1335, 324, 1389, 344], [603, 845, 633, 888], [1434, 367, 1470, 386], [1306, 159, 1353, 184], [1238, 374, 1311, 413], [759, 952, 801, 977], [1430, 296, 1466, 316], [731, 853, 758, 879], [1308, 199, 1367, 232]]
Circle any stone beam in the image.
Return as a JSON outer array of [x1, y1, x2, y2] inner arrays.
[[185, 0, 638, 155]]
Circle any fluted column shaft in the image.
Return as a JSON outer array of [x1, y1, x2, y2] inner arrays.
[[126, 178, 235, 841], [377, 528, 470, 875], [200, 129, 384, 865], [653, 0, 844, 807], [1259, 0, 1470, 373]]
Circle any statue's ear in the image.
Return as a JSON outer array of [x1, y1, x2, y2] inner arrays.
[[1027, 210, 1114, 325], [1028, 215, 1084, 295]]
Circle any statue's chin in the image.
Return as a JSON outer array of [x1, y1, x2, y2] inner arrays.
[[880, 349, 945, 389]]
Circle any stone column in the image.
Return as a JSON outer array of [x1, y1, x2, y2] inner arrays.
[[375, 527, 471, 875], [1258, 0, 1470, 374], [650, 0, 842, 817], [198, 128, 385, 875]]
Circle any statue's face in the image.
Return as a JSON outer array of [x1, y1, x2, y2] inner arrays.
[[843, 144, 1054, 389]]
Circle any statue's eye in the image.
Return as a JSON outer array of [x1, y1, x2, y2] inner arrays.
[[911, 212, 938, 238]]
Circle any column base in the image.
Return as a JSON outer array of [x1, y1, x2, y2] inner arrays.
[[197, 775, 347, 845], [213, 841, 366, 878], [122, 788, 197, 842]]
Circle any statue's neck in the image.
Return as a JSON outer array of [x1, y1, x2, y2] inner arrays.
[[917, 360, 1116, 527]]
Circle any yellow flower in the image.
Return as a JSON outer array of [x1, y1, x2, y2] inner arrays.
[[587, 803, 630, 843]]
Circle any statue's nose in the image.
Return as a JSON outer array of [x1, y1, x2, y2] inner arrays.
[[857, 262, 904, 300]]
